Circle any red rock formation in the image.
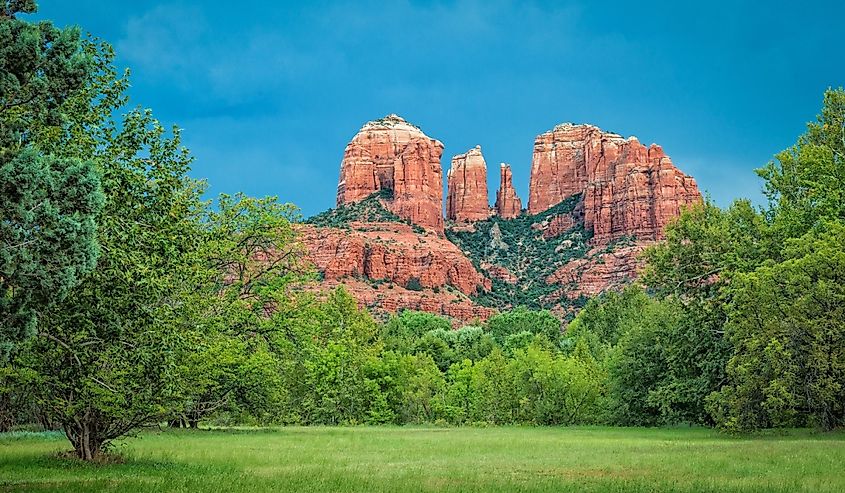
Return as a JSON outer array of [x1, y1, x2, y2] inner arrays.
[[336, 114, 445, 231], [301, 221, 495, 322], [446, 146, 491, 222], [311, 279, 495, 323], [300, 222, 491, 297], [583, 142, 701, 244], [528, 124, 597, 215], [495, 163, 522, 219], [547, 244, 647, 300], [527, 123, 701, 244], [481, 262, 517, 284], [533, 213, 576, 239]]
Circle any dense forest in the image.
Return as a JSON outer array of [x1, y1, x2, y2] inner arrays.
[[1, 2, 843, 462]]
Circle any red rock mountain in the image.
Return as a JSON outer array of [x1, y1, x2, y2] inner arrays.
[[336, 114, 445, 231], [446, 146, 492, 222], [495, 163, 522, 219], [306, 116, 702, 322], [528, 123, 701, 244]]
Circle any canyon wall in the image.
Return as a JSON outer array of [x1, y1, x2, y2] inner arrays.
[[528, 123, 701, 244]]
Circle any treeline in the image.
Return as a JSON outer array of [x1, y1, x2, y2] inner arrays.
[[1, 4, 843, 462]]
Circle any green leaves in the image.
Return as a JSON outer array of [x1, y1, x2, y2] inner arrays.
[[712, 223, 845, 430], [758, 88, 845, 239], [0, 7, 103, 355]]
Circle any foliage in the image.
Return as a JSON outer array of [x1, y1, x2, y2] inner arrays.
[[758, 87, 845, 239], [0, 6, 103, 356], [709, 223, 845, 431], [446, 195, 593, 311], [172, 193, 311, 427], [485, 306, 562, 346], [381, 310, 451, 353], [4, 31, 212, 459], [405, 277, 423, 291], [306, 190, 424, 233]]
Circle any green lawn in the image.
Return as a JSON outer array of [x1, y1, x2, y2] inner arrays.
[[1, 426, 843, 492]]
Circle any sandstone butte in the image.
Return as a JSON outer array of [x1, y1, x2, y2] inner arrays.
[[336, 114, 445, 231], [495, 163, 522, 219], [446, 145, 492, 222], [307, 116, 702, 322], [528, 123, 701, 244]]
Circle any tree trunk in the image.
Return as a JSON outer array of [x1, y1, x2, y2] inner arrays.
[[64, 413, 104, 461]]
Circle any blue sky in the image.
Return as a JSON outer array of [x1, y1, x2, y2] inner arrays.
[[36, 1, 845, 216]]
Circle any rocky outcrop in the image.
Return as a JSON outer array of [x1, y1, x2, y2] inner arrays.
[[311, 117, 705, 322], [546, 245, 646, 301], [446, 146, 491, 222], [300, 221, 495, 322], [495, 163, 522, 219], [527, 123, 701, 244], [336, 114, 444, 231], [528, 124, 596, 215], [314, 278, 495, 323], [583, 142, 701, 244], [300, 222, 491, 297]]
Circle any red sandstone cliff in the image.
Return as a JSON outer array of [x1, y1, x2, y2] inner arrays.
[[495, 163, 522, 219], [527, 123, 701, 244], [336, 114, 445, 231], [300, 222, 493, 320], [446, 146, 491, 222]]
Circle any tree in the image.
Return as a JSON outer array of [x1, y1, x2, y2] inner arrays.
[[415, 326, 494, 372], [173, 193, 311, 427], [566, 285, 655, 348], [6, 32, 213, 458], [709, 223, 845, 431], [381, 310, 451, 354], [297, 288, 382, 425], [637, 201, 771, 425], [758, 88, 845, 239], [0, 3, 103, 356], [485, 307, 562, 346]]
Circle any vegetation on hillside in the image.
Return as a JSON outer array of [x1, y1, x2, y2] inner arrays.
[[446, 194, 593, 310], [306, 189, 425, 233]]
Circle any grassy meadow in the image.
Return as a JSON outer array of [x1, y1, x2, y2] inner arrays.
[[2, 426, 843, 493]]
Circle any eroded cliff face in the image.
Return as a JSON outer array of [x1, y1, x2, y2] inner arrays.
[[583, 142, 701, 244], [528, 123, 701, 244], [495, 163, 522, 219], [446, 146, 491, 222], [300, 221, 493, 321], [336, 114, 445, 231]]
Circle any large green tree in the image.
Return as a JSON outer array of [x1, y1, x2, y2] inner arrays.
[[709, 223, 845, 430], [22, 104, 207, 459], [0, 2, 102, 355], [173, 193, 311, 427], [706, 89, 845, 431], [6, 32, 214, 458]]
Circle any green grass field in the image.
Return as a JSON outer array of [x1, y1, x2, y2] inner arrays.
[[1, 426, 843, 492]]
